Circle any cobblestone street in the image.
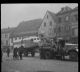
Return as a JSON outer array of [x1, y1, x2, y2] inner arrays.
[[1, 53, 78, 72]]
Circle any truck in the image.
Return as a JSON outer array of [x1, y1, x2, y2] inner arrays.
[[39, 37, 78, 61], [13, 36, 40, 57]]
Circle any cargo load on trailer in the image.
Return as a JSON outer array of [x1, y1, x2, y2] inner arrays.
[[13, 37, 40, 57], [39, 37, 78, 61]]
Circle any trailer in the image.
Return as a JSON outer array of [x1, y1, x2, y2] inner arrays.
[[13, 37, 40, 57], [39, 37, 78, 61]]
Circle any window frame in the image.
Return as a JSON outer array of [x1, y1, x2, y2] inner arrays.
[[44, 22, 46, 27], [65, 15, 69, 22], [58, 17, 62, 23], [50, 21, 52, 26], [74, 14, 78, 21]]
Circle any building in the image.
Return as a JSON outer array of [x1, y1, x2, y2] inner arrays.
[[56, 6, 78, 43], [1, 27, 15, 47], [10, 19, 42, 47], [38, 6, 78, 43], [38, 11, 57, 38]]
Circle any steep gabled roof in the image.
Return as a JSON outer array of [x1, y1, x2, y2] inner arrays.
[[56, 6, 72, 15], [56, 6, 78, 15], [10, 31, 38, 37], [1, 27, 16, 34], [47, 10, 58, 23], [74, 6, 78, 10], [10, 18, 42, 37]]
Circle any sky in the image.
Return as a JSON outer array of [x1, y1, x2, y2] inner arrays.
[[1, 3, 78, 29]]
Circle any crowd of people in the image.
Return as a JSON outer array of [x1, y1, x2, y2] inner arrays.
[[1, 45, 24, 62], [13, 45, 24, 60]]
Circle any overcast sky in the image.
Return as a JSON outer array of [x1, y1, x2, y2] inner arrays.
[[1, 3, 78, 29]]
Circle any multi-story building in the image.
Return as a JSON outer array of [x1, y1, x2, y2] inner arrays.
[[56, 6, 78, 43], [38, 10, 57, 38], [38, 6, 78, 43], [9, 19, 42, 47], [1, 27, 15, 47]]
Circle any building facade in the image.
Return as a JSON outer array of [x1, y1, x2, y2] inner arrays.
[[1, 27, 15, 47], [1, 33, 10, 46], [38, 6, 78, 43], [56, 6, 78, 43], [38, 11, 57, 38], [9, 19, 42, 47]]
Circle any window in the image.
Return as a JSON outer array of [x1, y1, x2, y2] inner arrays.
[[34, 38, 36, 40], [58, 27, 61, 32], [47, 15, 48, 19], [74, 14, 78, 21], [11, 39, 13, 43], [58, 17, 62, 23], [72, 29, 75, 36], [6, 40, 8, 45], [44, 22, 46, 27], [54, 28, 56, 33], [65, 26, 70, 31], [15, 37, 17, 40], [50, 21, 52, 26], [19, 37, 21, 39], [65, 15, 69, 21], [5, 34, 8, 38], [37, 38, 39, 40]]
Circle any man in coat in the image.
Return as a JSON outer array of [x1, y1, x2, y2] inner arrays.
[[6, 47, 10, 57], [13, 47, 18, 60], [18, 45, 24, 60]]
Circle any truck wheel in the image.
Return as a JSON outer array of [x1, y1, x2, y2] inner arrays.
[[69, 51, 78, 61], [24, 52, 28, 57], [40, 52, 45, 59], [45, 51, 51, 59]]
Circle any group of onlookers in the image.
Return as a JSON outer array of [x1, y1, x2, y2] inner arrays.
[[13, 46, 24, 60], [1, 45, 24, 62]]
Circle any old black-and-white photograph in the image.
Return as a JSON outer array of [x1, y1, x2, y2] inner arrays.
[[1, 3, 78, 72]]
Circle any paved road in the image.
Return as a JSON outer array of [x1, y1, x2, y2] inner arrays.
[[1, 53, 78, 72]]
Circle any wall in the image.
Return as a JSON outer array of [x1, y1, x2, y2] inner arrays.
[[1, 33, 10, 46], [38, 11, 56, 38], [56, 7, 78, 40]]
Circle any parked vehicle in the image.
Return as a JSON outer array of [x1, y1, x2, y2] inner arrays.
[[39, 37, 78, 61], [13, 36, 40, 57]]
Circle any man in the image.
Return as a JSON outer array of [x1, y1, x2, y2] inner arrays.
[[6, 47, 10, 57], [13, 47, 18, 60], [58, 40, 65, 60], [18, 45, 24, 60]]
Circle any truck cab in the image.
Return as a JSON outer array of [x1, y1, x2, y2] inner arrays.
[[64, 43, 78, 61]]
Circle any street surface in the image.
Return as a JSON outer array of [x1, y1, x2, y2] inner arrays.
[[1, 53, 78, 72]]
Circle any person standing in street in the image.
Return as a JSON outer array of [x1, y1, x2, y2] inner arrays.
[[18, 45, 24, 60], [6, 47, 10, 57], [13, 47, 18, 60]]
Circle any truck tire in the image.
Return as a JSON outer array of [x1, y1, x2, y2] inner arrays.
[[40, 51, 45, 59], [69, 51, 78, 61], [24, 52, 28, 57], [45, 51, 51, 59]]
